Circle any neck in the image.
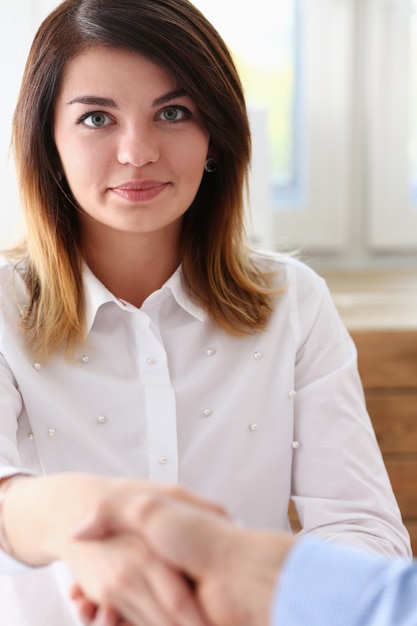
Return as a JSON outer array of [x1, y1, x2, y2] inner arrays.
[[81, 227, 181, 308]]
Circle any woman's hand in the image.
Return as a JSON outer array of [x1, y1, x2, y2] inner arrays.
[[3, 474, 226, 566], [69, 589, 131, 626], [66, 530, 209, 626], [2, 474, 224, 625]]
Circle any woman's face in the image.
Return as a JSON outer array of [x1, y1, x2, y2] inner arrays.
[[54, 46, 211, 243]]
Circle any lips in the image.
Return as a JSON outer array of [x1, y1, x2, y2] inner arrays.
[[109, 180, 168, 202]]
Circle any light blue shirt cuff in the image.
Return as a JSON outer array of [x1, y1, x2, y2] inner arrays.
[[272, 535, 387, 626]]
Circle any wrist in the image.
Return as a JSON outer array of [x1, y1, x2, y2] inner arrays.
[[0, 475, 30, 560]]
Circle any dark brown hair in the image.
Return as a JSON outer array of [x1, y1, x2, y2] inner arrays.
[[11, 0, 275, 358]]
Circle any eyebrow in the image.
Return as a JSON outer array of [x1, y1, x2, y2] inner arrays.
[[152, 89, 188, 106], [66, 89, 188, 108], [66, 96, 118, 108]]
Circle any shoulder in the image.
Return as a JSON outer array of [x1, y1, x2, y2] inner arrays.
[[251, 250, 327, 293], [252, 252, 341, 340], [0, 255, 28, 307], [0, 255, 17, 287]]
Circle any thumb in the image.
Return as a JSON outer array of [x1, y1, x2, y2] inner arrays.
[[139, 495, 232, 580], [71, 506, 126, 540]]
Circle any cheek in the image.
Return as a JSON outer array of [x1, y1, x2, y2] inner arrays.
[[59, 141, 105, 188], [173, 133, 209, 178]]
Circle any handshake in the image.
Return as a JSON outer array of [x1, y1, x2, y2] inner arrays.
[[67, 481, 292, 626], [4, 475, 412, 626]]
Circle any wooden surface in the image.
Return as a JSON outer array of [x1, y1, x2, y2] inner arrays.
[[323, 268, 417, 331], [352, 329, 417, 554], [289, 269, 417, 554]]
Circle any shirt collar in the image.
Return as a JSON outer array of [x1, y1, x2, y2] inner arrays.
[[83, 263, 206, 334], [83, 264, 123, 333], [161, 267, 207, 322]]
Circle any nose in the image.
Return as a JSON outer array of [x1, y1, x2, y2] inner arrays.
[[117, 124, 159, 167]]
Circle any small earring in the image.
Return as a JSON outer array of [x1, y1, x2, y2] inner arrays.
[[204, 158, 217, 173]]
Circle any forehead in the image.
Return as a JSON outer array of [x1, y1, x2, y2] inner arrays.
[[57, 46, 178, 99]]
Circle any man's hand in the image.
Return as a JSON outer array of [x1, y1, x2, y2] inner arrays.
[[131, 493, 296, 626]]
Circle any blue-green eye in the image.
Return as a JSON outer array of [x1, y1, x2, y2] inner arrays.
[[159, 106, 191, 122], [81, 111, 112, 127], [163, 107, 181, 121]]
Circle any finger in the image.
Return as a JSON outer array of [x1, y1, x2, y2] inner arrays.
[[72, 484, 229, 541], [163, 484, 228, 518], [146, 559, 210, 626], [108, 576, 177, 626], [69, 583, 85, 600], [69, 583, 100, 624], [71, 595, 99, 624], [91, 605, 124, 626], [102, 545, 207, 626], [70, 587, 134, 626]]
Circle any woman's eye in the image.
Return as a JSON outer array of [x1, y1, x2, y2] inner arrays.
[[82, 112, 111, 127], [160, 106, 190, 122]]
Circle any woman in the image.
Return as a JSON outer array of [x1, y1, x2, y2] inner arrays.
[[0, 0, 411, 624]]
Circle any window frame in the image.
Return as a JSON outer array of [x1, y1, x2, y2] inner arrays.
[[365, 0, 417, 251], [261, 0, 356, 251]]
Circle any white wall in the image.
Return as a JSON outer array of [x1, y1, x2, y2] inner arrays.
[[0, 1, 58, 247]]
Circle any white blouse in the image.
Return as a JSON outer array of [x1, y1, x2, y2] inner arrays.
[[0, 253, 411, 625]]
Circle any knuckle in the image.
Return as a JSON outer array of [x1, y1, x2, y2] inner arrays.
[[136, 492, 165, 524], [163, 483, 181, 500], [165, 586, 190, 613]]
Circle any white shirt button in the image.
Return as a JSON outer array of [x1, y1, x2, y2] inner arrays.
[[48, 428, 56, 437], [28, 432, 34, 440], [253, 351, 263, 360], [146, 357, 157, 366], [159, 456, 167, 464], [206, 348, 216, 356], [292, 441, 300, 449], [97, 415, 107, 424], [289, 390, 296, 398], [81, 355, 89, 364], [33, 362, 42, 370], [249, 423, 259, 431], [202, 408, 213, 417]]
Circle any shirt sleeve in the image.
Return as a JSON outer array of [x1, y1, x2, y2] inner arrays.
[[289, 261, 411, 557], [0, 352, 37, 573], [272, 535, 417, 626]]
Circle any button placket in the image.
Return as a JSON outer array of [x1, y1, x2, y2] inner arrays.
[[133, 311, 178, 482]]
